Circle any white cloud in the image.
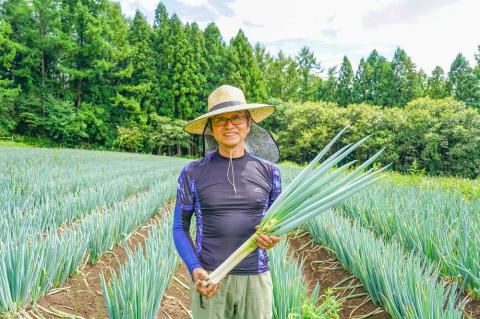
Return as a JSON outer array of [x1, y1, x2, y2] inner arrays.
[[118, 0, 480, 73]]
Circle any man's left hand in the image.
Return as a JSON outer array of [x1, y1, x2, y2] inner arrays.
[[255, 225, 281, 250]]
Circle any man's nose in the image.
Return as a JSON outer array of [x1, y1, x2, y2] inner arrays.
[[224, 119, 235, 128]]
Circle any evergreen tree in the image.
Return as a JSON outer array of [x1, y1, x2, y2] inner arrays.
[[225, 29, 267, 102], [427, 66, 449, 99], [186, 22, 209, 117], [335, 56, 353, 106], [168, 14, 192, 118], [317, 67, 337, 102], [203, 22, 227, 93], [391, 47, 425, 106], [296, 46, 321, 102], [448, 53, 477, 107], [267, 50, 288, 100], [283, 55, 300, 101], [127, 10, 157, 114], [254, 42, 272, 76], [155, 14, 206, 119], [0, 0, 35, 94], [352, 50, 396, 106], [352, 58, 370, 104], [152, 2, 174, 117], [108, 2, 147, 129], [0, 21, 20, 134]]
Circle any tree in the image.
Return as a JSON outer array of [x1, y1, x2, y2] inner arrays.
[[185, 22, 209, 117], [225, 29, 267, 102], [427, 66, 449, 99], [296, 46, 321, 102], [265, 50, 284, 99], [203, 22, 227, 93], [335, 56, 353, 106], [352, 50, 396, 106], [152, 2, 174, 117], [0, 21, 20, 134], [391, 47, 425, 106], [127, 10, 157, 114], [254, 42, 272, 76], [317, 67, 337, 102], [448, 53, 477, 108], [147, 113, 190, 156]]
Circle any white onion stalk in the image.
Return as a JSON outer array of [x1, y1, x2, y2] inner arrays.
[[204, 128, 389, 286]]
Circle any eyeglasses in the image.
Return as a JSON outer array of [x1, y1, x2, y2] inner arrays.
[[210, 115, 247, 127]]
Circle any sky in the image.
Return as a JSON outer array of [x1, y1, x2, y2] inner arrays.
[[118, 0, 480, 74]]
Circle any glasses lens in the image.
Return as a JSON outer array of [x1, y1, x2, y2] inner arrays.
[[230, 116, 245, 125], [212, 118, 227, 126], [211, 115, 245, 127]]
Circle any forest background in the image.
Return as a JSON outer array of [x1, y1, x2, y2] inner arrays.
[[1, 0, 479, 177]]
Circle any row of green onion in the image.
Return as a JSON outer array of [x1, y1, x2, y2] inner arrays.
[[306, 210, 465, 318], [101, 207, 179, 319], [340, 181, 480, 297], [0, 169, 181, 314]]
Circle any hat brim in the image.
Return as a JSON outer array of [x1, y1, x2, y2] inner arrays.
[[183, 103, 275, 135]]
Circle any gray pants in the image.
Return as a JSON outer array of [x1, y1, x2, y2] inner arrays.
[[190, 271, 273, 319]]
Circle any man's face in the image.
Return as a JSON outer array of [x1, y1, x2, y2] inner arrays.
[[210, 111, 251, 150]]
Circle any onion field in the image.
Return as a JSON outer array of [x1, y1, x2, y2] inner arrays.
[[0, 146, 478, 318]]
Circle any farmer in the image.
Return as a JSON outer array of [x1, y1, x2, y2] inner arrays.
[[173, 84, 282, 319]]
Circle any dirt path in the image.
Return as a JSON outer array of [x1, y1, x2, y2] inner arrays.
[[288, 232, 390, 319], [30, 204, 173, 319], [159, 262, 192, 319]]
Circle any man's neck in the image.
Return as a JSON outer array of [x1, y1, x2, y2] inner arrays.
[[218, 144, 245, 158]]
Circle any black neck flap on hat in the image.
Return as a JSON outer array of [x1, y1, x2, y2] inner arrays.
[[202, 120, 280, 163]]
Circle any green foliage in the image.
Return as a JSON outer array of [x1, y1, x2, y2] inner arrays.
[[127, 10, 156, 114], [114, 126, 145, 153], [316, 67, 337, 102], [278, 98, 480, 178], [335, 56, 353, 106], [147, 114, 190, 156], [448, 53, 479, 108], [204, 22, 228, 92], [1, 0, 479, 176], [427, 66, 449, 99], [391, 48, 426, 106], [352, 50, 397, 106], [0, 20, 20, 134], [296, 46, 321, 102], [225, 29, 268, 102]]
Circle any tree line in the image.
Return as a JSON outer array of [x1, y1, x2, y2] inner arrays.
[[263, 97, 480, 178], [0, 0, 479, 174]]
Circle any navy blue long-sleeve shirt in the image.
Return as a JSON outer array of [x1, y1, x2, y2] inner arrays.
[[172, 150, 282, 275]]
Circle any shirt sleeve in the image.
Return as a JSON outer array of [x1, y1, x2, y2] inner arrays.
[[172, 166, 201, 275], [173, 205, 202, 274], [268, 164, 282, 208], [176, 165, 195, 210]]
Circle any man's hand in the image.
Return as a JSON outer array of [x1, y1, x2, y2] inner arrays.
[[255, 225, 281, 250], [192, 267, 220, 297]]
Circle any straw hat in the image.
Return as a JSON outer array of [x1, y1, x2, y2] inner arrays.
[[183, 85, 275, 134]]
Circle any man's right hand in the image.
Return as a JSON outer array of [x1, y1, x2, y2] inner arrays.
[[192, 267, 220, 297]]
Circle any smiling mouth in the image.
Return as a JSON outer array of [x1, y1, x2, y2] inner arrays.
[[223, 132, 238, 136]]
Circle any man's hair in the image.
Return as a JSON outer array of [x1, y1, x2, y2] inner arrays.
[[207, 110, 251, 131]]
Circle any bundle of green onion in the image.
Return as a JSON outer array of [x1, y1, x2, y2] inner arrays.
[[204, 128, 389, 286]]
